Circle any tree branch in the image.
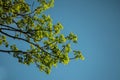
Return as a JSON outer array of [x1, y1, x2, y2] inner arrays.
[[0, 23, 18, 30], [0, 30, 56, 57], [0, 23, 33, 38], [0, 49, 27, 54]]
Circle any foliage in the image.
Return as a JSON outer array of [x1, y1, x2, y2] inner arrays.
[[0, 0, 84, 74]]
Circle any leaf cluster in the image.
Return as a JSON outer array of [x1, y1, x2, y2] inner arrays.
[[0, 0, 84, 74]]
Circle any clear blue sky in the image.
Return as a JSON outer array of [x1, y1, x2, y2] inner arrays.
[[0, 0, 120, 80]]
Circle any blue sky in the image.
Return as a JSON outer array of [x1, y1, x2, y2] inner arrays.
[[0, 0, 120, 80]]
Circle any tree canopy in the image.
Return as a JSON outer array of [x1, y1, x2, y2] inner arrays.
[[0, 0, 84, 74]]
